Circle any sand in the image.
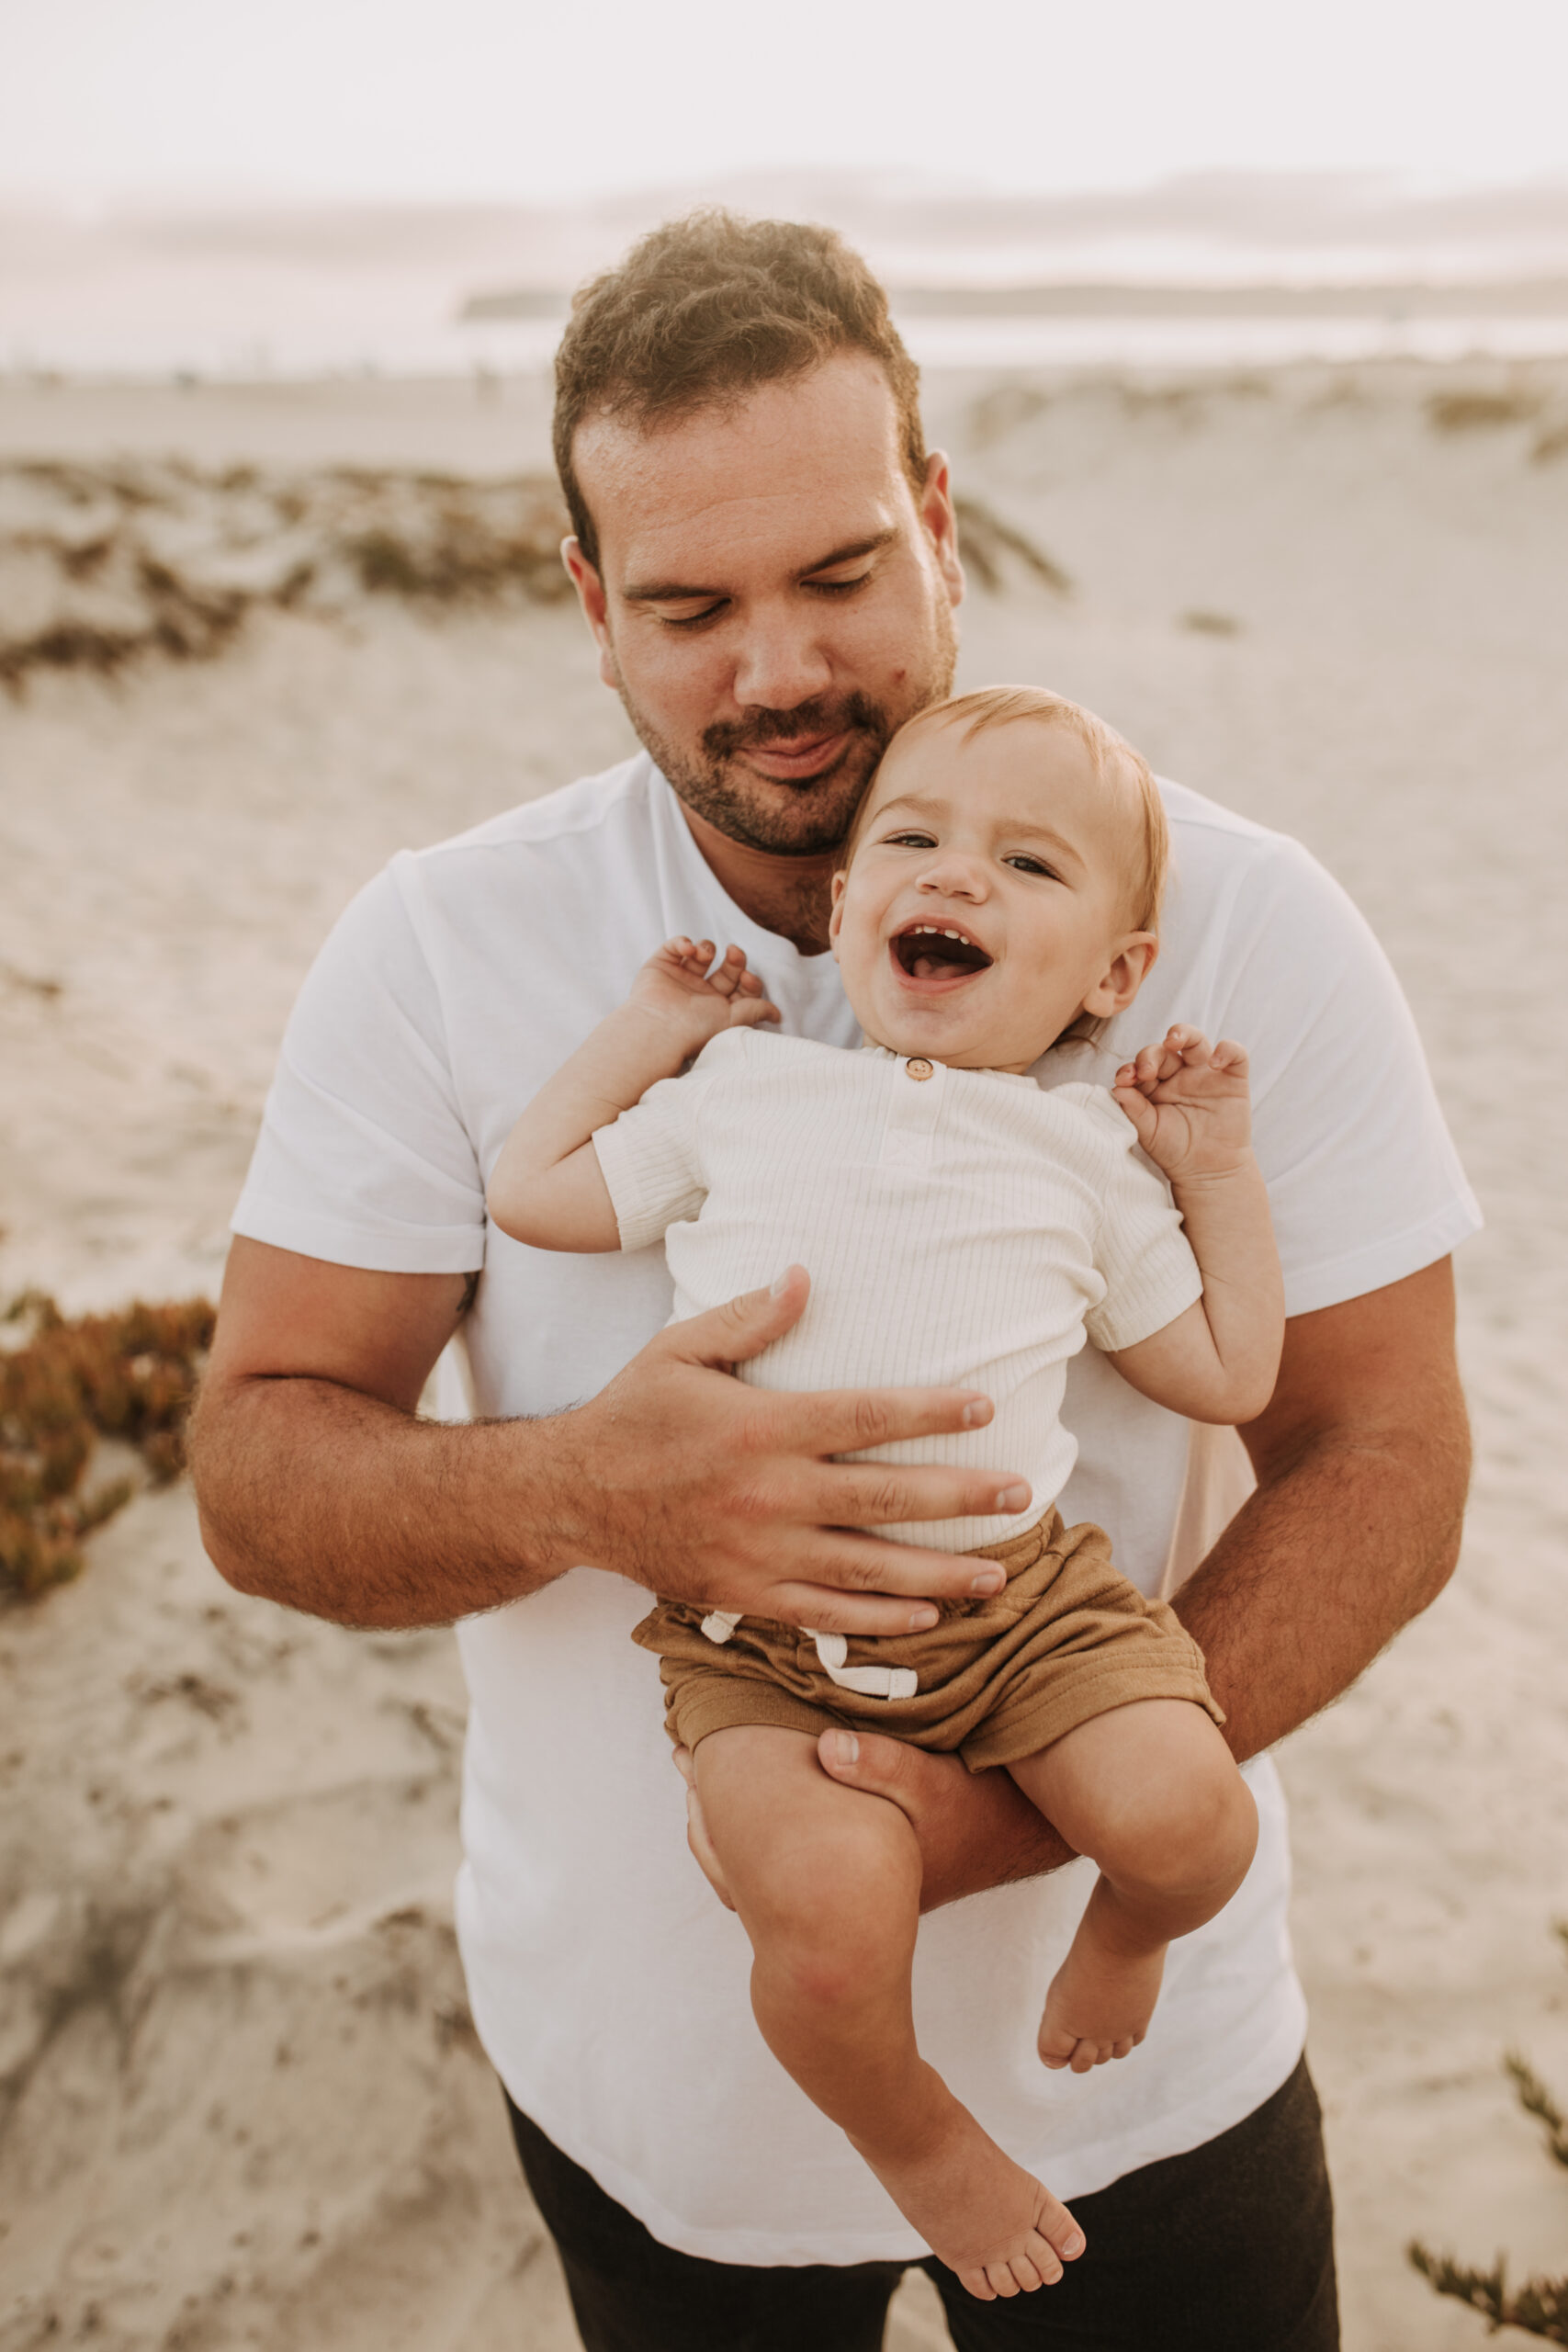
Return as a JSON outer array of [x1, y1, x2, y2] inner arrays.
[[2, 359, 1566, 2350]]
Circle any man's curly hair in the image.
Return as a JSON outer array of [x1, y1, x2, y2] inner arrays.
[[553, 209, 928, 569]]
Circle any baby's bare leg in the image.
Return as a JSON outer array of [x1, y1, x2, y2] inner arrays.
[[694, 1724, 1086, 2301], [1008, 1700, 1258, 2074]]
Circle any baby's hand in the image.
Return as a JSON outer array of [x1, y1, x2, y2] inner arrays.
[[627, 937, 782, 1060], [1111, 1027, 1255, 1185]]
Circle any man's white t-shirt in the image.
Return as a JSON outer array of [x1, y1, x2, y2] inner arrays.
[[233, 752, 1480, 2266]]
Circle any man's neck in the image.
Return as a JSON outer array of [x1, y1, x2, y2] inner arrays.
[[679, 804, 838, 956]]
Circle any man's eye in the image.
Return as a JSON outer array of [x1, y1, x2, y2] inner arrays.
[[660, 602, 727, 628], [806, 571, 872, 596]]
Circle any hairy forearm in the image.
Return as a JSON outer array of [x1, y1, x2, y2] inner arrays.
[[191, 1377, 576, 1627], [1174, 1408, 1471, 1763]]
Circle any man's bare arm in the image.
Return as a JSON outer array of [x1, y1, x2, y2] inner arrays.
[[188, 1239, 1033, 1634], [1173, 1254, 1469, 1758], [807, 1258, 1470, 1910]]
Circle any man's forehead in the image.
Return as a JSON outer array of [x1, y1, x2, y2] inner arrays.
[[573, 356, 910, 577]]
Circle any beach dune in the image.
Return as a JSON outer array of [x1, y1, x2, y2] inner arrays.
[[2, 357, 1565, 2350]]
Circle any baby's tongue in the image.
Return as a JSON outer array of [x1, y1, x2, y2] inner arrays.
[[912, 953, 945, 979]]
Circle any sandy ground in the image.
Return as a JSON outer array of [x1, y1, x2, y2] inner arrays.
[[3, 360, 1567, 2350]]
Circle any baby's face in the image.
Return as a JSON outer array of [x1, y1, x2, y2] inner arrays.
[[829, 717, 1154, 1072]]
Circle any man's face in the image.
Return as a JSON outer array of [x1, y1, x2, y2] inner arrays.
[[564, 356, 964, 859]]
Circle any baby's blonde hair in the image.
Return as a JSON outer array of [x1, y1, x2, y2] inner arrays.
[[842, 684, 1168, 933]]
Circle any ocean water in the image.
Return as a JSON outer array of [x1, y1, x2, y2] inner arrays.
[[5, 190, 1568, 379]]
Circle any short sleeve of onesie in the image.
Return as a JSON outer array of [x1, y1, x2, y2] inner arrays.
[[592, 1031, 739, 1253], [1053, 1085, 1205, 1353]]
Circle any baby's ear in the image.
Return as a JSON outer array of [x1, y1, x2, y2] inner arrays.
[[1084, 932, 1159, 1018], [828, 872, 849, 956]]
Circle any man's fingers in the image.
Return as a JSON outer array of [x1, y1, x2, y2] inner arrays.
[[766, 1528, 1017, 1628], [766, 1578, 946, 1636], [813, 1462, 1032, 1530], [773, 1380, 998, 1457], [662, 1265, 812, 1369], [671, 1746, 736, 1911]]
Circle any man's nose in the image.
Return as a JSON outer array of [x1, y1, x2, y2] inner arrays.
[[729, 610, 833, 714]]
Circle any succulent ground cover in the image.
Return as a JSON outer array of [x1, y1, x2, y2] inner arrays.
[[1410, 1928, 1568, 2343], [0, 458, 1066, 691], [0, 1291, 215, 1597]]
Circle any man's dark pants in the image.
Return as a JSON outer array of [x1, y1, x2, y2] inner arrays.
[[505, 2054, 1338, 2350]]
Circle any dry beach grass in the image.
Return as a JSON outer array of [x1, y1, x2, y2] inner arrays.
[[2, 356, 1566, 2349]]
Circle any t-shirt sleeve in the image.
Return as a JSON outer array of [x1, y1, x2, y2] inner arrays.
[[231, 859, 487, 1272], [1054, 1087, 1206, 1352], [591, 1034, 735, 1253], [1197, 832, 1481, 1317]]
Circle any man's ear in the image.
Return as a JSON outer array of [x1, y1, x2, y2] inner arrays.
[[919, 452, 964, 609], [828, 870, 849, 959], [562, 537, 619, 689], [1082, 933, 1159, 1018]]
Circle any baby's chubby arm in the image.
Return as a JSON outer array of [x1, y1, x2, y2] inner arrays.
[[1103, 1026, 1285, 1425], [486, 939, 780, 1251]]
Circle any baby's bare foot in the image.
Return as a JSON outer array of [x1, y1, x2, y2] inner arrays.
[[1039, 1917, 1167, 2073], [853, 2077, 1084, 2301]]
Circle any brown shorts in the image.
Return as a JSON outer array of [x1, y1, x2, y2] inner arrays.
[[632, 1510, 1222, 1772]]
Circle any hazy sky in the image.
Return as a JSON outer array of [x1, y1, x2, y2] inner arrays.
[[3, 0, 1566, 208]]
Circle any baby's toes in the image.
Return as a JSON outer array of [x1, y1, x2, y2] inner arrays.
[[958, 2268, 998, 2303], [983, 2263, 1022, 2299], [1039, 2200, 1086, 2267], [1016, 2233, 1063, 2288], [1037, 2023, 1080, 2070]]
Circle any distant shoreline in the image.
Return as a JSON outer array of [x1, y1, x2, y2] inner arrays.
[[465, 276, 1568, 322]]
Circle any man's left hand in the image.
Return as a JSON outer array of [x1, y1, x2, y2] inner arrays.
[[672, 1731, 1076, 1915]]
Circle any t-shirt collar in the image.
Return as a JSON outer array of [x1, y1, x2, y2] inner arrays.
[[646, 761, 849, 1005]]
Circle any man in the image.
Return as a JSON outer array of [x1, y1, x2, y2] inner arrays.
[[190, 211, 1477, 2351]]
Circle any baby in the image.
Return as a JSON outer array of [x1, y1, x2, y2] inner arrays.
[[487, 685, 1284, 2303]]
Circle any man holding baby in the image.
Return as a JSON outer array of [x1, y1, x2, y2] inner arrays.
[[191, 211, 1477, 2350]]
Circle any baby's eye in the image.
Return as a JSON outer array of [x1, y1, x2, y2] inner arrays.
[[884, 831, 938, 848], [1005, 854, 1059, 878]]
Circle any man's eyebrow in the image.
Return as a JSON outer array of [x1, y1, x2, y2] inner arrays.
[[621, 530, 897, 605]]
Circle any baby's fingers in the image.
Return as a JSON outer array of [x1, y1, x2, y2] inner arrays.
[[1122, 1039, 1182, 1091], [1210, 1037, 1250, 1080], [1162, 1024, 1213, 1070], [705, 944, 750, 996]]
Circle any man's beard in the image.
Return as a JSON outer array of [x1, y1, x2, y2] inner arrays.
[[616, 619, 958, 860]]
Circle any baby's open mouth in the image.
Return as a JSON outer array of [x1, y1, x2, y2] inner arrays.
[[891, 922, 995, 981]]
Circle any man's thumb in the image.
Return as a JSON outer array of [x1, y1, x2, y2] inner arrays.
[[675, 1262, 810, 1369], [816, 1726, 918, 1814]]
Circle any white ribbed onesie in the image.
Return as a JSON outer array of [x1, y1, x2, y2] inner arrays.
[[592, 1030, 1204, 1578]]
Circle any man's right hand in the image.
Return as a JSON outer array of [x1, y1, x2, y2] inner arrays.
[[547, 1264, 1026, 1634], [192, 1241, 1022, 1632]]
